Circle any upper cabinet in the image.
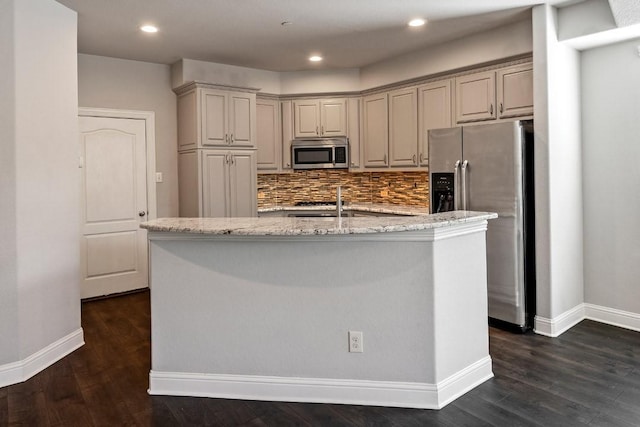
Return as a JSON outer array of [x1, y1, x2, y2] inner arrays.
[[418, 79, 453, 167], [455, 70, 496, 123], [176, 83, 257, 151], [346, 98, 361, 169], [281, 100, 295, 170], [455, 62, 533, 124], [388, 87, 418, 167], [497, 63, 533, 119], [293, 98, 347, 138], [363, 93, 389, 168], [256, 98, 280, 171]]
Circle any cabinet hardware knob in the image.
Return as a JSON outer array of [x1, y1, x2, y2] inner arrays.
[[420, 153, 424, 164], [413, 154, 417, 164], [138, 211, 146, 217], [316, 126, 319, 135], [230, 133, 234, 144], [500, 103, 504, 114], [384, 154, 387, 165], [230, 155, 234, 165], [490, 103, 494, 115], [321, 125, 324, 135]]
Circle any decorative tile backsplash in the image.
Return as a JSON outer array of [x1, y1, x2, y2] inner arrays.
[[258, 170, 429, 208]]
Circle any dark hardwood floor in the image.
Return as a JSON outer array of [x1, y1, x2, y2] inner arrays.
[[1, 290, 639, 426]]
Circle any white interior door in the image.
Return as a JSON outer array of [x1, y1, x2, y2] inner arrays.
[[79, 116, 148, 299]]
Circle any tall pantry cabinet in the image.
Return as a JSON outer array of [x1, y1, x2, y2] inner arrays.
[[175, 82, 258, 217]]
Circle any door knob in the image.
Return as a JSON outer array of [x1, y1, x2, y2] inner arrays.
[[139, 211, 146, 217]]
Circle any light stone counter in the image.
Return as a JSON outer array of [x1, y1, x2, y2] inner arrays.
[[140, 210, 496, 236], [145, 210, 497, 410]]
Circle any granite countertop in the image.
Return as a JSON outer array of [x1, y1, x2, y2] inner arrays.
[[258, 202, 431, 216], [140, 211, 497, 236]]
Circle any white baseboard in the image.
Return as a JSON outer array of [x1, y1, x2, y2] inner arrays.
[[584, 304, 640, 332], [149, 356, 493, 410], [0, 328, 84, 388], [534, 304, 585, 337], [535, 303, 640, 337]]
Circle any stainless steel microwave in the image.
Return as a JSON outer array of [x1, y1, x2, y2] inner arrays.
[[291, 137, 349, 170]]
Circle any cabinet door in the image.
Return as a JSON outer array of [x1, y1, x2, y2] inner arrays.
[[178, 151, 199, 217], [363, 93, 389, 168], [177, 91, 198, 151], [201, 150, 229, 217], [455, 71, 496, 123], [347, 98, 361, 169], [201, 89, 228, 146], [256, 99, 280, 171], [389, 88, 418, 167], [294, 100, 320, 138], [497, 64, 533, 119], [229, 91, 255, 148], [320, 99, 347, 136], [229, 151, 257, 217], [418, 80, 453, 167], [281, 100, 294, 170]]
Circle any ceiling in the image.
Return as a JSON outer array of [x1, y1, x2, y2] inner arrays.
[[56, 0, 576, 72]]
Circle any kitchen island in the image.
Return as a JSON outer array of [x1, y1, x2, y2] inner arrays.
[[142, 210, 497, 409]]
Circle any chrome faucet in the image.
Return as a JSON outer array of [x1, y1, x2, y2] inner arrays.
[[336, 186, 342, 219]]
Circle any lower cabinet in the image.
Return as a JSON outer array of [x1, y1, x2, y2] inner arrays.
[[179, 149, 257, 217]]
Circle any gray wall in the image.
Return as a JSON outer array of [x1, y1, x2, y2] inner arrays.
[[532, 5, 584, 325], [360, 18, 533, 90], [1, 0, 80, 364], [0, 0, 19, 365], [78, 54, 179, 217], [582, 38, 640, 314]]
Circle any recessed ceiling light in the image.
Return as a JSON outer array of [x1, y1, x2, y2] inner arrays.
[[140, 25, 158, 33], [408, 18, 426, 27], [309, 55, 323, 62]]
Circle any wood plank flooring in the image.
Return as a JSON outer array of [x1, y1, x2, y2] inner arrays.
[[1, 290, 639, 426]]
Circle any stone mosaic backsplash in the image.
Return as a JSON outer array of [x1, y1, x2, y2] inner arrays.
[[258, 170, 429, 208]]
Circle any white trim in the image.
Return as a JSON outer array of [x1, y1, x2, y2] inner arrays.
[[78, 107, 157, 221], [436, 356, 494, 408], [148, 357, 492, 410], [534, 304, 585, 337], [0, 328, 84, 388], [584, 304, 640, 333]]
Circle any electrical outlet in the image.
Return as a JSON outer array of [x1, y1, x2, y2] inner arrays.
[[155, 172, 163, 183], [349, 331, 363, 353]]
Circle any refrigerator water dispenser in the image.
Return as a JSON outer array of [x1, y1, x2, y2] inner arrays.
[[431, 173, 455, 213]]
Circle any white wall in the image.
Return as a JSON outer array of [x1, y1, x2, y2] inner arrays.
[[532, 5, 584, 330], [359, 18, 533, 90], [581, 38, 640, 315], [0, 0, 81, 368], [78, 54, 179, 217]]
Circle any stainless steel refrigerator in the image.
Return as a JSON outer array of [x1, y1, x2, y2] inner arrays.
[[428, 120, 535, 331]]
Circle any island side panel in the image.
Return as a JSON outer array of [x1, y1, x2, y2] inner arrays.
[[149, 236, 436, 383], [431, 229, 493, 405]]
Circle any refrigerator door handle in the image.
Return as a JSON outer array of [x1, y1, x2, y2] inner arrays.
[[461, 160, 469, 210], [454, 160, 461, 210]]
